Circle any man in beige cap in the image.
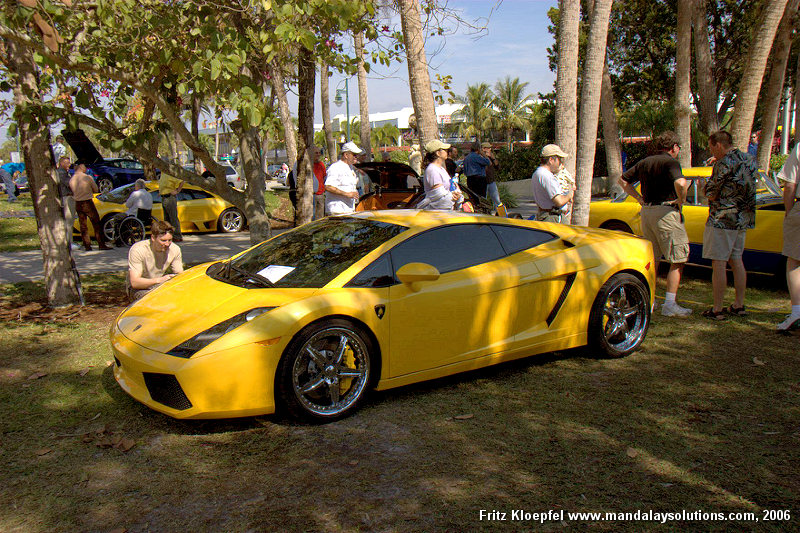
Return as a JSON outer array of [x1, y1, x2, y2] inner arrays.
[[325, 141, 363, 215], [531, 144, 574, 223]]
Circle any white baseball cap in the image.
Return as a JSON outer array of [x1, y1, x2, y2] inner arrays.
[[341, 141, 363, 154]]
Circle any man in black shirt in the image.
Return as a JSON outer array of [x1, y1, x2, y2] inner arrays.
[[620, 131, 692, 317]]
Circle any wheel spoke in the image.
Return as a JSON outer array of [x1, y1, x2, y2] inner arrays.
[[338, 367, 363, 379], [328, 381, 340, 404], [300, 377, 325, 394], [605, 318, 625, 339], [621, 305, 640, 320], [332, 335, 348, 365], [305, 346, 328, 368]]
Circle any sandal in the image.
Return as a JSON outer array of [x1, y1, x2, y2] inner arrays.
[[702, 308, 727, 320], [726, 305, 747, 316]]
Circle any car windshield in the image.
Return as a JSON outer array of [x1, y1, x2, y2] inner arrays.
[[208, 217, 408, 288], [97, 184, 134, 203]]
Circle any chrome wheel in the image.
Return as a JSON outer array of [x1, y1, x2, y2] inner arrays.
[[286, 324, 371, 419], [218, 208, 244, 232], [589, 273, 650, 358], [97, 177, 114, 193], [102, 213, 125, 243]]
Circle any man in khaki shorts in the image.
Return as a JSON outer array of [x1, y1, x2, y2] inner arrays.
[[777, 141, 800, 332], [701, 131, 757, 320], [619, 131, 691, 316]]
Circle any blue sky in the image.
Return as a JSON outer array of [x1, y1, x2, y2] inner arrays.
[[1, 0, 559, 143], [317, 0, 558, 120]]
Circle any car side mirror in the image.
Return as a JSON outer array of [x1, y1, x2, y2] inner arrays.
[[396, 262, 440, 291]]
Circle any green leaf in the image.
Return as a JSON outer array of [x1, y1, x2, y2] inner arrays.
[[75, 90, 90, 109], [210, 58, 222, 80]]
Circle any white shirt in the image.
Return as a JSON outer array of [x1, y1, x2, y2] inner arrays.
[[423, 164, 450, 194], [531, 166, 561, 210], [52, 142, 66, 160], [779, 143, 800, 197], [126, 188, 154, 215], [325, 160, 359, 214]]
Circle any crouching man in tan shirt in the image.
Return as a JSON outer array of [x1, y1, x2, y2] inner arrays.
[[127, 220, 183, 302]]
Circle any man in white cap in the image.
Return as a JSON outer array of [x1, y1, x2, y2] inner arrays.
[[531, 144, 574, 223], [325, 141, 363, 215]]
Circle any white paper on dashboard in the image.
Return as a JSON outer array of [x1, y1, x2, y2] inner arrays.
[[256, 265, 295, 283]]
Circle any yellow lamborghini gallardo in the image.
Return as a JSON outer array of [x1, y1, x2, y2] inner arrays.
[[111, 210, 655, 421]]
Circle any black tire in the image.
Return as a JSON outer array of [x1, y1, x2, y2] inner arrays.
[[102, 213, 126, 244], [277, 319, 374, 422], [117, 216, 146, 246], [588, 273, 650, 358], [217, 207, 245, 233], [601, 220, 633, 233], [97, 176, 114, 193]]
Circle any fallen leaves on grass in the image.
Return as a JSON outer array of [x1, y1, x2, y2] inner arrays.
[[752, 356, 766, 366], [77, 366, 93, 376], [35, 448, 53, 456], [27, 371, 48, 380], [453, 414, 474, 420], [626, 447, 639, 458]]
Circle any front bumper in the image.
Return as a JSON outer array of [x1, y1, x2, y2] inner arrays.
[[111, 325, 282, 419]]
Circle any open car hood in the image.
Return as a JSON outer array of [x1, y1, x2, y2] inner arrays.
[[61, 128, 104, 164]]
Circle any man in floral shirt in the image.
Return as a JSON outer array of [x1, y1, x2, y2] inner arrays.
[[701, 130, 757, 320]]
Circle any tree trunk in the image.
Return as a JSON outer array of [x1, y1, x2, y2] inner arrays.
[[600, 60, 624, 196], [693, 0, 719, 135], [269, 64, 298, 167], [675, 0, 692, 168], [572, 0, 613, 227], [355, 31, 372, 161], [398, 0, 439, 145], [758, 0, 799, 171], [191, 94, 202, 173], [231, 119, 270, 244], [794, 54, 800, 140], [5, 40, 80, 306], [320, 62, 337, 161], [555, 0, 581, 178], [295, 48, 316, 227], [729, 0, 790, 150]]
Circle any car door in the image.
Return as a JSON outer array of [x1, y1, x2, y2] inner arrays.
[[385, 224, 519, 377], [177, 189, 217, 232]]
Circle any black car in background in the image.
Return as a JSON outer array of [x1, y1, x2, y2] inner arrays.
[[62, 129, 159, 193]]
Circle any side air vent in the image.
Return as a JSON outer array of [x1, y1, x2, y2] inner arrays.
[[546, 273, 577, 326], [143, 372, 193, 410]]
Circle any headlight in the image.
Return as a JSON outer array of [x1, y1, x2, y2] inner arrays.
[[167, 307, 275, 358]]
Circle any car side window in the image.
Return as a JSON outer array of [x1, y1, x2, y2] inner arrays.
[[345, 253, 395, 288], [150, 191, 162, 204], [389, 224, 506, 274], [186, 189, 213, 200], [176, 191, 193, 201], [490, 225, 556, 255]]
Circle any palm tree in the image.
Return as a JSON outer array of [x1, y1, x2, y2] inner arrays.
[[757, 0, 799, 171], [572, 0, 613, 226], [452, 83, 494, 143], [675, 0, 692, 168], [354, 30, 372, 161], [729, 0, 791, 149], [555, 0, 581, 177], [397, 0, 439, 144], [492, 76, 532, 149]]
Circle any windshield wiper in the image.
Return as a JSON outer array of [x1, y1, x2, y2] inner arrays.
[[228, 262, 274, 288]]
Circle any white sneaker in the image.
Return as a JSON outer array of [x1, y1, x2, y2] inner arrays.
[[661, 302, 692, 317], [776, 314, 800, 332]]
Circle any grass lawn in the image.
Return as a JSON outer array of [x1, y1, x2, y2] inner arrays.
[[0, 267, 797, 531], [0, 191, 293, 253]]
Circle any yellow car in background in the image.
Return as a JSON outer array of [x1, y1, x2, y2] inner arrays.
[[589, 167, 786, 276], [111, 210, 655, 421], [74, 181, 246, 242]]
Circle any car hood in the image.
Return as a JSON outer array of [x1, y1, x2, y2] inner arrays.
[[355, 161, 419, 177], [115, 264, 315, 354], [62, 128, 104, 164]]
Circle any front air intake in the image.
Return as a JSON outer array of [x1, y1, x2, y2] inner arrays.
[[143, 372, 193, 410]]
